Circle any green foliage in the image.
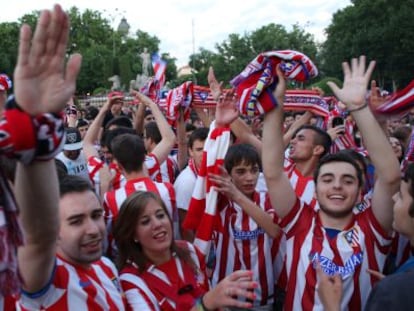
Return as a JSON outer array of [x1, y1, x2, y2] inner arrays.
[[311, 77, 343, 96], [322, 0, 414, 90], [188, 23, 319, 87]]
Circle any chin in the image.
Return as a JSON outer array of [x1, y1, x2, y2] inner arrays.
[[319, 205, 354, 219]]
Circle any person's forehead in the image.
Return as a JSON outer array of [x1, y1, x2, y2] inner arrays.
[[60, 191, 101, 217], [319, 161, 357, 176]]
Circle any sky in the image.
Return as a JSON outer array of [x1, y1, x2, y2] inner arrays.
[[0, 0, 351, 68]]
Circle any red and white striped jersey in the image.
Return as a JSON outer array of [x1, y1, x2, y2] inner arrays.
[[1, 294, 17, 311], [88, 153, 161, 193], [153, 155, 179, 184], [17, 256, 125, 311], [211, 191, 281, 307], [119, 241, 208, 311], [103, 177, 178, 258], [284, 158, 317, 208], [279, 199, 391, 311]]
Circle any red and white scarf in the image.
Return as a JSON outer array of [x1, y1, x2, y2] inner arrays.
[[165, 81, 193, 125], [231, 50, 318, 117], [375, 80, 414, 117], [284, 89, 330, 118], [182, 121, 231, 255]]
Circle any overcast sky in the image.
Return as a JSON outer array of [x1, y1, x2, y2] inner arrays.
[[0, 0, 351, 67]]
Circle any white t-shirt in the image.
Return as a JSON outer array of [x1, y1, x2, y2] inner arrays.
[[56, 150, 90, 181], [174, 165, 197, 211]]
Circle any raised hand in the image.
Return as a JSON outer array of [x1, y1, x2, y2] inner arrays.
[[14, 4, 82, 115], [272, 64, 287, 106], [327, 55, 375, 110], [208, 66, 223, 102], [215, 89, 239, 127]]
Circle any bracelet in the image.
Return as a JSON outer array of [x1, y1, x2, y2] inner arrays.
[[348, 102, 369, 113], [200, 294, 213, 311]]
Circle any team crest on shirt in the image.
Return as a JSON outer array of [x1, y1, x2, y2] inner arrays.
[[111, 277, 122, 292], [343, 227, 360, 248]]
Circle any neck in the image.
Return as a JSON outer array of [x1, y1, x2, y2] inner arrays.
[[318, 210, 354, 231], [294, 158, 318, 177], [124, 170, 147, 180], [145, 250, 171, 266]]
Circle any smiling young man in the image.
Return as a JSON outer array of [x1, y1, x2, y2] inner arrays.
[[262, 57, 400, 310], [12, 5, 124, 310]]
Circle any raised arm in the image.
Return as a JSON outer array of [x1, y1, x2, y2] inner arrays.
[[262, 67, 297, 218], [15, 4, 82, 292], [83, 98, 116, 198], [209, 166, 280, 238], [134, 91, 176, 165], [327, 56, 400, 233]]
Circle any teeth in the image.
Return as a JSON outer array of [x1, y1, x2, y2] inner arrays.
[[329, 195, 344, 199], [154, 232, 166, 239]]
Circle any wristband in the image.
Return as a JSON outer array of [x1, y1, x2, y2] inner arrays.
[[194, 294, 213, 311], [200, 294, 213, 311], [348, 102, 368, 113]]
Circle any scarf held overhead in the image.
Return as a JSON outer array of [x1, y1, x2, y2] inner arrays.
[[231, 50, 318, 117]]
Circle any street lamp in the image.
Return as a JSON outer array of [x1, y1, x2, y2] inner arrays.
[[117, 18, 130, 37]]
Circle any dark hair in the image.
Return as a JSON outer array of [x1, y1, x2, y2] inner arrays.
[[144, 121, 161, 144], [283, 111, 294, 120], [76, 119, 89, 128], [185, 123, 196, 133], [314, 153, 363, 187], [105, 116, 133, 130], [55, 158, 68, 181], [85, 106, 99, 121], [188, 127, 209, 149], [402, 163, 414, 217], [113, 191, 196, 272], [100, 127, 136, 150], [59, 174, 94, 197], [337, 149, 367, 174], [111, 133, 146, 173], [293, 125, 332, 158], [224, 143, 261, 173]]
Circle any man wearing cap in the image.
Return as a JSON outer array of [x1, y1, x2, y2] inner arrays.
[[56, 127, 89, 180]]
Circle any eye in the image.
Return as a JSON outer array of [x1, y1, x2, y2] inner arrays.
[[69, 218, 82, 226], [92, 210, 104, 220], [140, 217, 150, 225], [156, 211, 166, 219]]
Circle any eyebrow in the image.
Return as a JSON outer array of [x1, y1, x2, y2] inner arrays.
[[66, 208, 103, 221], [319, 173, 357, 180]]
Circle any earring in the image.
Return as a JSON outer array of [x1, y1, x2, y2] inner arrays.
[[134, 239, 139, 243]]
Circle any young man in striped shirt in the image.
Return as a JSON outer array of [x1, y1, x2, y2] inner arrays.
[[262, 57, 400, 310], [12, 5, 125, 310]]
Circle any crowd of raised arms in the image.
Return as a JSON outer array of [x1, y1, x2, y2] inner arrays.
[[1, 4, 414, 311]]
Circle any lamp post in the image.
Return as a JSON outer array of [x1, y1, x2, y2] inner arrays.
[[103, 9, 129, 58]]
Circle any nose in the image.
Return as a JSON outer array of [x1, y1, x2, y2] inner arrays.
[[85, 217, 101, 235], [332, 178, 342, 189]]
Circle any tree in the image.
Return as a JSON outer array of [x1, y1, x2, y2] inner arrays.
[[187, 23, 318, 88], [321, 0, 414, 90]]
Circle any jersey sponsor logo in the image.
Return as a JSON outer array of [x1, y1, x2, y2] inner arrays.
[[79, 279, 92, 288], [310, 251, 364, 279], [232, 227, 265, 240]]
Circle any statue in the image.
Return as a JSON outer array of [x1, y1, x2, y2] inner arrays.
[[108, 75, 121, 91], [140, 47, 151, 77]]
